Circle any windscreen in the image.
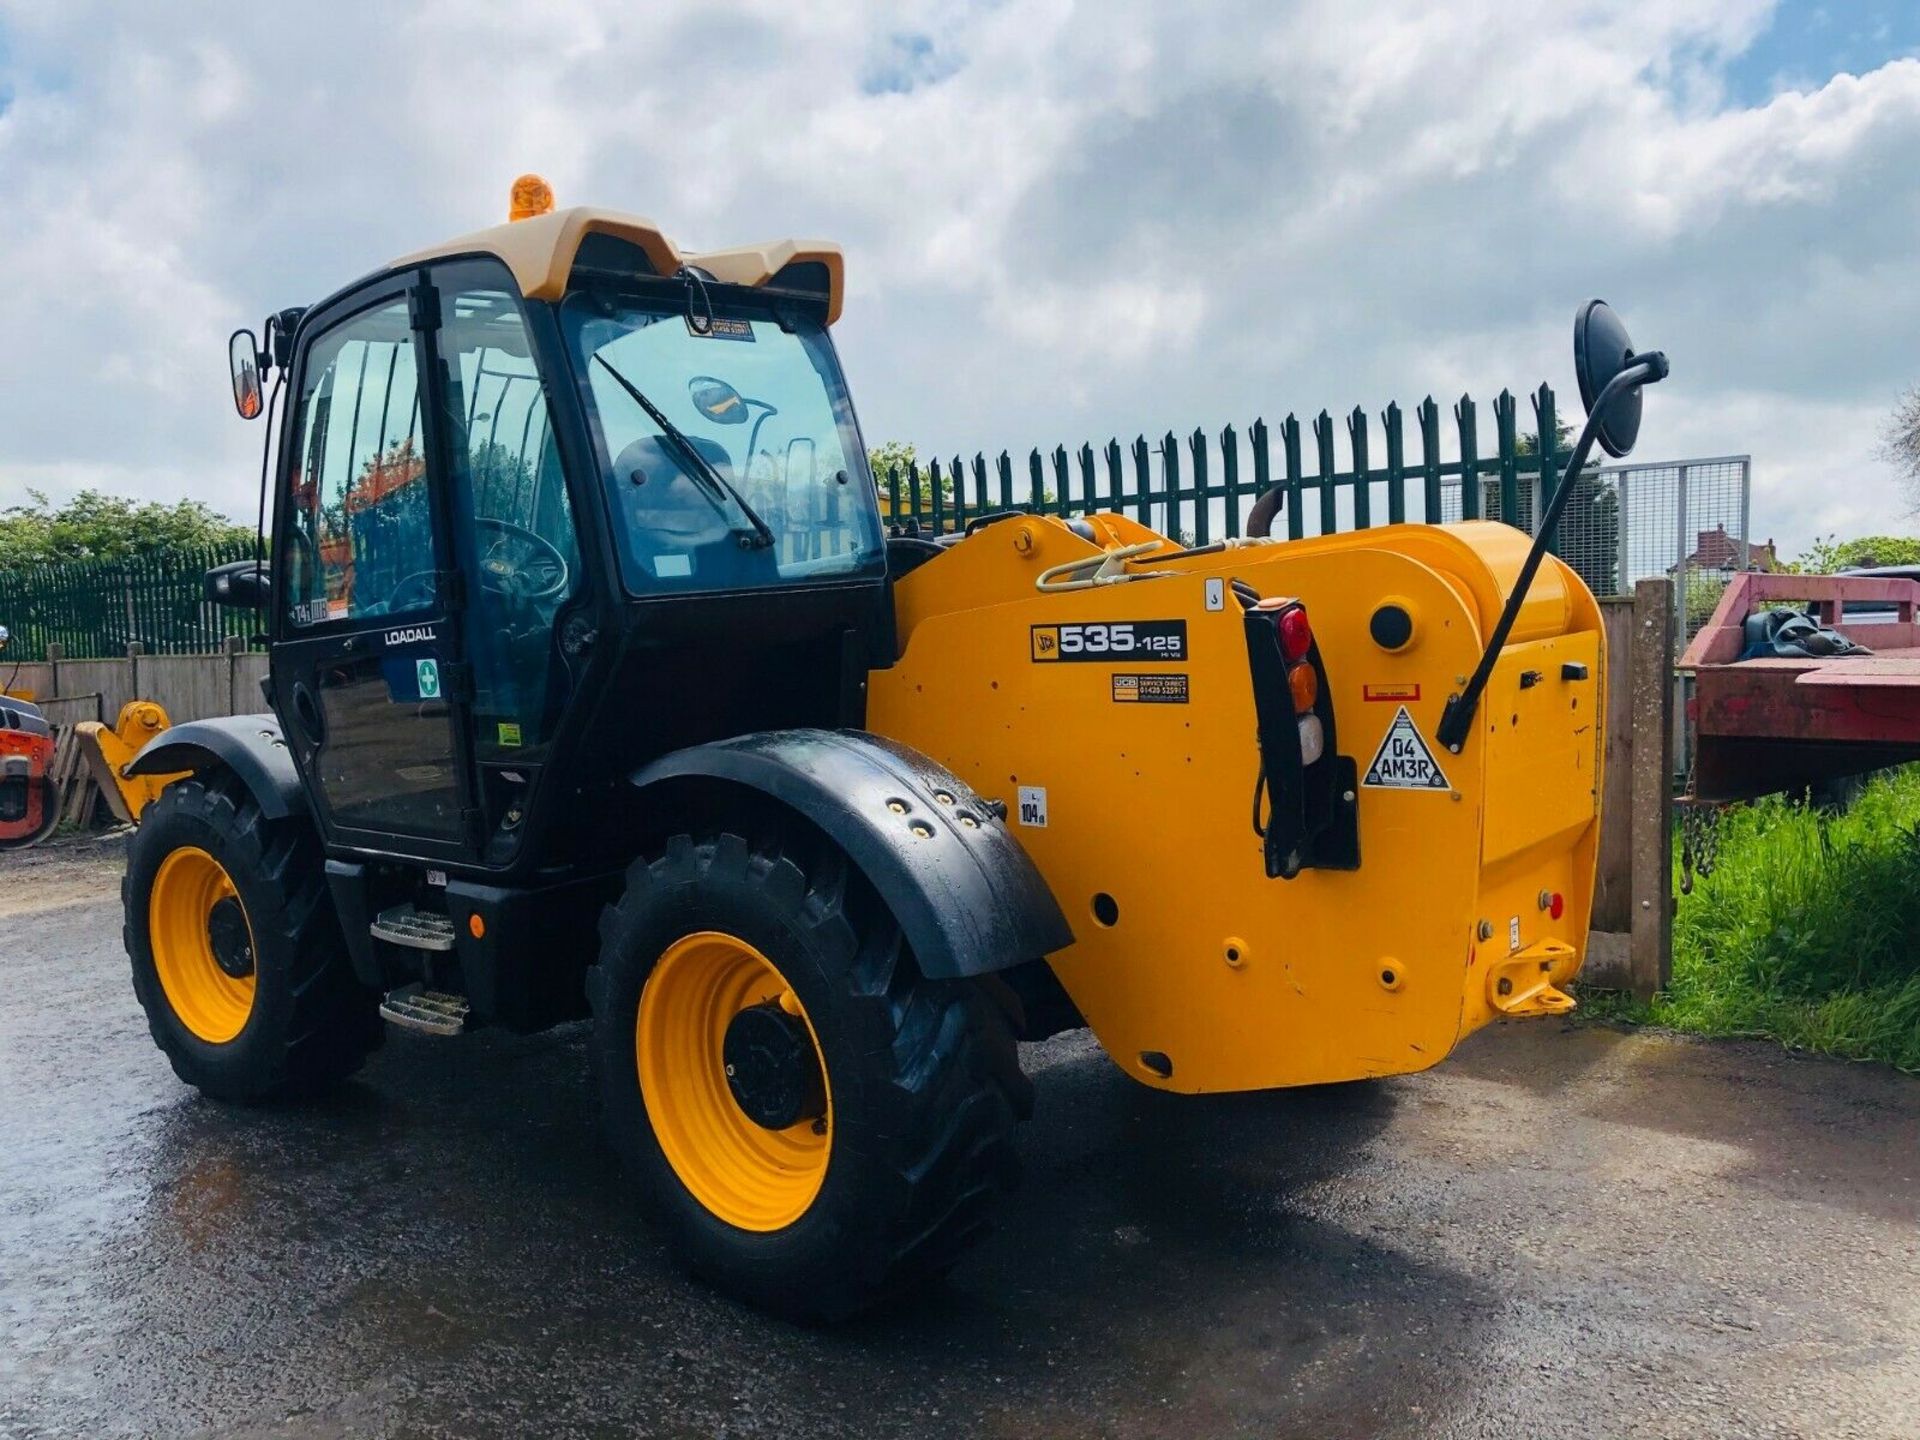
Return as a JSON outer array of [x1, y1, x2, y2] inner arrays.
[[562, 294, 884, 595]]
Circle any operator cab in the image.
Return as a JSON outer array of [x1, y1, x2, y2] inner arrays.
[[224, 185, 889, 877]]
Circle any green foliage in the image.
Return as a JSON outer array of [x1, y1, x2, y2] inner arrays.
[[0, 489, 254, 568], [1790, 533, 1920, 574], [866, 440, 922, 488], [1588, 768, 1920, 1071], [1684, 570, 1729, 631], [1514, 421, 1619, 596]]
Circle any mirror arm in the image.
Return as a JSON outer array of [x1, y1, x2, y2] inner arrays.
[[1434, 352, 1666, 755]]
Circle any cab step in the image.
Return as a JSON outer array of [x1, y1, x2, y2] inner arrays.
[[371, 903, 457, 951], [379, 985, 471, 1036]]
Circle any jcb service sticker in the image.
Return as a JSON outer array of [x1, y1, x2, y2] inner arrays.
[[1030, 620, 1187, 662]]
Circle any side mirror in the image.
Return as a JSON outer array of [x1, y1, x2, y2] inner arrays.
[[784, 438, 818, 520], [205, 558, 270, 610], [688, 375, 748, 425], [229, 330, 265, 420], [1436, 301, 1669, 754], [1574, 299, 1654, 458]]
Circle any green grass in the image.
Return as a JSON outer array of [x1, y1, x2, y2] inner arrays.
[[1583, 767, 1920, 1071]]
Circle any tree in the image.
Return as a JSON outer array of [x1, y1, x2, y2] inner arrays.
[[1880, 388, 1920, 511], [0, 489, 254, 568], [1790, 534, 1920, 574], [1515, 422, 1619, 597]]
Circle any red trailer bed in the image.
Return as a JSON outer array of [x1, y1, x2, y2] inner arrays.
[[1681, 572, 1920, 800]]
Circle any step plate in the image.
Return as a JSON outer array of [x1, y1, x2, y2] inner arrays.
[[380, 988, 471, 1036], [371, 904, 457, 952]]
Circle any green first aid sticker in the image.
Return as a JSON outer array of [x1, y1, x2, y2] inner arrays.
[[416, 658, 441, 699], [497, 721, 523, 747]]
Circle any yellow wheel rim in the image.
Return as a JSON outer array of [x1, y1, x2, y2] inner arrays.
[[637, 931, 832, 1232], [148, 846, 256, 1044]]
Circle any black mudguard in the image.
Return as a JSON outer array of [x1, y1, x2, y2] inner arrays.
[[125, 714, 307, 820], [631, 728, 1073, 979]]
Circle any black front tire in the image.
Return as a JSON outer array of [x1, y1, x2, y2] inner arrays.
[[588, 831, 1031, 1321], [125, 774, 382, 1103]]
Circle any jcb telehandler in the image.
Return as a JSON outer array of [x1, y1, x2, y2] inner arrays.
[[95, 179, 1665, 1318]]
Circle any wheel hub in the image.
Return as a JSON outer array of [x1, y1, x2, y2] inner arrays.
[[206, 895, 255, 978], [722, 1001, 826, 1131]]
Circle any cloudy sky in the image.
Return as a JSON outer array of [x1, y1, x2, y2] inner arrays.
[[1, 0, 1916, 559]]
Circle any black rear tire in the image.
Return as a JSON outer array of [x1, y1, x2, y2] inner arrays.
[[126, 774, 382, 1103], [588, 831, 1030, 1321]]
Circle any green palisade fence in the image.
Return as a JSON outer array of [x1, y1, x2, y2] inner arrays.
[[0, 541, 259, 661], [876, 382, 1620, 594]]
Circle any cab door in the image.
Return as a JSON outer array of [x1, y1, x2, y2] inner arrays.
[[270, 273, 479, 860]]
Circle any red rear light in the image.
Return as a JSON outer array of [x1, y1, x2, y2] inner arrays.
[[1278, 606, 1312, 663], [1549, 892, 1565, 921]]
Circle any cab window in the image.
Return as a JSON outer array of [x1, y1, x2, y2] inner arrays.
[[282, 300, 435, 629], [432, 279, 582, 762]]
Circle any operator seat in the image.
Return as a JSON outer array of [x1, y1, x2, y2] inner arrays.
[[610, 434, 742, 584]]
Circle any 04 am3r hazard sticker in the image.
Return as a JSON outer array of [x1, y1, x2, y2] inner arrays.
[[1362, 706, 1450, 791]]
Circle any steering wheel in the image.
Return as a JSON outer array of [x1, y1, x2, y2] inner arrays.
[[386, 520, 569, 614], [473, 517, 569, 602]]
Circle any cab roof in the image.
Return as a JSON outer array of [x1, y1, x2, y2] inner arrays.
[[389, 206, 846, 325]]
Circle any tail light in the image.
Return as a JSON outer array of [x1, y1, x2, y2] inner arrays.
[[1278, 605, 1312, 663], [1239, 591, 1358, 880], [1297, 714, 1326, 765], [1288, 662, 1318, 713]]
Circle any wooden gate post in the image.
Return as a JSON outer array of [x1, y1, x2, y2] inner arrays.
[[1628, 578, 1676, 999]]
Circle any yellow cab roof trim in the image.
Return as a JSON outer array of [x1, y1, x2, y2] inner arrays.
[[388, 206, 846, 325]]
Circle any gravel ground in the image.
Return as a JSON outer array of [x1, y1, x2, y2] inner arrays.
[[2, 837, 1917, 1439]]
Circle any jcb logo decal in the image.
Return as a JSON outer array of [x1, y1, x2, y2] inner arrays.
[[1030, 620, 1188, 663]]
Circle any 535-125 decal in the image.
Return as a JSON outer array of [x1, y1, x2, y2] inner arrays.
[[1030, 620, 1188, 662]]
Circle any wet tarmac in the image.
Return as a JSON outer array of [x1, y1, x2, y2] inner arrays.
[[3, 838, 1918, 1439]]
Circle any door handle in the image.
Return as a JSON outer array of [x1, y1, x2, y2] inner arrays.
[[291, 682, 327, 748]]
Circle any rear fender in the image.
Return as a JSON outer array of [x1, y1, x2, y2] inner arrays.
[[630, 728, 1073, 979]]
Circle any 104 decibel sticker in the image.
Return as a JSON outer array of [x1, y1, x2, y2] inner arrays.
[[1016, 786, 1048, 827]]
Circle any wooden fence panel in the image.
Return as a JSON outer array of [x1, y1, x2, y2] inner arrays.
[[137, 653, 240, 724], [1, 662, 56, 700], [232, 654, 271, 715], [56, 659, 138, 718]]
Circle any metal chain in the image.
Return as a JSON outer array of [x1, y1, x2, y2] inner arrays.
[[1676, 797, 1721, 896]]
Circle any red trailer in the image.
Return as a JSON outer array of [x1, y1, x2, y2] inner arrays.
[[1681, 571, 1920, 801]]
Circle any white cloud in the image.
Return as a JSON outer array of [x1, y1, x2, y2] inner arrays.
[[1, 0, 1917, 560]]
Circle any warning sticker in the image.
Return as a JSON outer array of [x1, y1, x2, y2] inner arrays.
[[687, 315, 755, 341], [1362, 706, 1450, 791], [1363, 682, 1421, 703], [1112, 673, 1189, 704]]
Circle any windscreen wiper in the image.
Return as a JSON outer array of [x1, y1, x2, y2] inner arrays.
[[592, 354, 776, 549]]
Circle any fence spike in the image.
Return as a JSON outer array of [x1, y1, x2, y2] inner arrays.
[[1347, 405, 1371, 530], [1383, 401, 1406, 526], [1282, 414, 1305, 540], [1222, 423, 1241, 539], [1455, 393, 1480, 521], [1418, 396, 1442, 522], [1131, 435, 1151, 525], [1188, 426, 1211, 544]]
